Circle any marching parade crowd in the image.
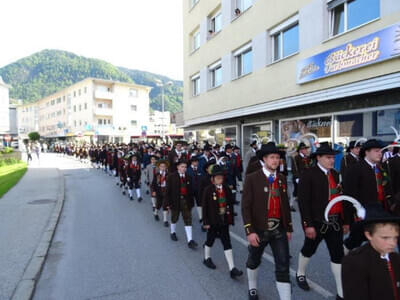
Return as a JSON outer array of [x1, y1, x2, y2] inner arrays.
[[51, 136, 400, 300]]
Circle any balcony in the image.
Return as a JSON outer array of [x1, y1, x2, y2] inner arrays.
[[94, 90, 113, 100], [94, 108, 113, 116]]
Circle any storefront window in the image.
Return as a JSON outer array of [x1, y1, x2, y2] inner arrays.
[[193, 126, 237, 146], [281, 117, 332, 143], [242, 122, 272, 154], [373, 108, 400, 135], [337, 113, 363, 137]]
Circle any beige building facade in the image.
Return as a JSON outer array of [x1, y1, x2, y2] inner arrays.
[[0, 76, 11, 143], [17, 78, 151, 144], [183, 0, 400, 154]]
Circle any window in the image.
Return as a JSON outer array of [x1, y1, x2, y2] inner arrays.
[[272, 22, 299, 62], [98, 103, 102, 108], [79, 104, 82, 111], [131, 105, 137, 111], [63, 96, 65, 102], [191, 74, 200, 96], [57, 97, 61, 104], [209, 11, 222, 36], [129, 88, 138, 97], [234, 43, 252, 77], [209, 60, 222, 88], [131, 120, 137, 127], [84, 87, 87, 93], [84, 103, 87, 110], [98, 119, 102, 125], [73, 91, 76, 97], [192, 30, 201, 51], [329, 0, 380, 36], [51, 99, 55, 105], [74, 120, 77, 127], [73, 105, 76, 112], [235, 0, 252, 15], [78, 89, 81, 96]]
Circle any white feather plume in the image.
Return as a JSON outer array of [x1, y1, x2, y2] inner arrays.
[[324, 195, 366, 222]]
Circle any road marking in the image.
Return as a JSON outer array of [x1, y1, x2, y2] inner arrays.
[[229, 231, 335, 299]]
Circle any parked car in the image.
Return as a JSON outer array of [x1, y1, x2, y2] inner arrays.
[[10, 141, 19, 149]]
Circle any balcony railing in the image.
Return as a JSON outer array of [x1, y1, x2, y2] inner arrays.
[[94, 90, 113, 100]]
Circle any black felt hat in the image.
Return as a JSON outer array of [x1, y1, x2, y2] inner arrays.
[[362, 203, 400, 225], [310, 142, 340, 158], [211, 165, 225, 177], [256, 142, 281, 160]]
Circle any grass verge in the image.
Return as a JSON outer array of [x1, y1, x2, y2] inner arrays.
[[0, 162, 28, 198]]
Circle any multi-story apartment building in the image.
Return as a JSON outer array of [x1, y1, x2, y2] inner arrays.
[[17, 78, 151, 144], [183, 0, 400, 154], [0, 76, 11, 144]]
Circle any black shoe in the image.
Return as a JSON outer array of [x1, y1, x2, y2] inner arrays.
[[230, 267, 243, 279], [336, 296, 344, 300], [116, 182, 119, 186], [138, 197, 142, 202], [248, 289, 258, 300], [296, 274, 310, 291], [154, 215, 160, 221], [130, 196, 133, 201], [188, 240, 198, 249], [203, 258, 216, 269], [233, 212, 238, 217], [146, 190, 149, 195], [170, 233, 178, 241], [122, 191, 126, 195], [290, 206, 296, 212], [152, 207, 155, 212], [199, 219, 202, 223], [164, 221, 169, 227], [233, 200, 240, 205]]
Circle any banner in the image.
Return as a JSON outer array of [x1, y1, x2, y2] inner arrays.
[[297, 22, 400, 84]]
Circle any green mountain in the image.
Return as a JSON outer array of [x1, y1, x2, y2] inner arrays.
[[0, 49, 183, 113]]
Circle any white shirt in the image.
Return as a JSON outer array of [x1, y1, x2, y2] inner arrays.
[[350, 152, 359, 160], [299, 152, 305, 158], [317, 163, 329, 175], [364, 157, 376, 169], [262, 167, 277, 180]]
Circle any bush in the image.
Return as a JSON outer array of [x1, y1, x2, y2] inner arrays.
[[0, 147, 14, 154], [0, 158, 20, 167]]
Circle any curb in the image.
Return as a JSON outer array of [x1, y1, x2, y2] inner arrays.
[[11, 168, 65, 300]]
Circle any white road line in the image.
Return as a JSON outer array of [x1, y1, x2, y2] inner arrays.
[[229, 231, 335, 299]]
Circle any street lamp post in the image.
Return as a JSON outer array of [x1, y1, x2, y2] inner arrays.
[[155, 80, 173, 143]]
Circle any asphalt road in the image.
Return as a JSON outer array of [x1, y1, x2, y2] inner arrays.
[[34, 155, 338, 300]]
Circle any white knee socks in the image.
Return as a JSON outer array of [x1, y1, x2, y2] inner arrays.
[[163, 211, 168, 222], [297, 253, 310, 276], [135, 188, 141, 198], [204, 245, 211, 259], [196, 206, 202, 220], [224, 249, 235, 271], [128, 189, 133, 197], [151, 197, 156, 208], [331, 262, 343, 298], [184, 226, 193, 242], [170, 223, 176, 234], [247, 268, 258, 290], [276, 282, 291, 300]]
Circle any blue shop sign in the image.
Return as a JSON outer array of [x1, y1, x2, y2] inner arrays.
[[297, 22, 400, 84]]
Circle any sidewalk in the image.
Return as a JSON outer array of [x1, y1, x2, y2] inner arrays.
[[0, 154, 64, 300]]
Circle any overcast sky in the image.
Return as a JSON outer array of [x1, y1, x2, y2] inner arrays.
[[0, 0, 183, 80]]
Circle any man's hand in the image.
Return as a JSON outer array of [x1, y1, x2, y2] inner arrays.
[[343, 225, 350, 235], [152, 192, 156, 197], [203, 225, 210, 230], [247, 233, 260, 247], [229, 185, 233, 190], [287, 232, 292, 241], [305, 227, 317, 240]]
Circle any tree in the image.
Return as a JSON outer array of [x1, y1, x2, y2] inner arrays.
[[28, 132, 40, 141]]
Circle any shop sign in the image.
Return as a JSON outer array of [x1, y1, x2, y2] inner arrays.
[[297, 22, 400, 84]]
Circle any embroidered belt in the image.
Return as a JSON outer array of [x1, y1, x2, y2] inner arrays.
[[267, 218, 280, 231], [320, 214, 341, 234]]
